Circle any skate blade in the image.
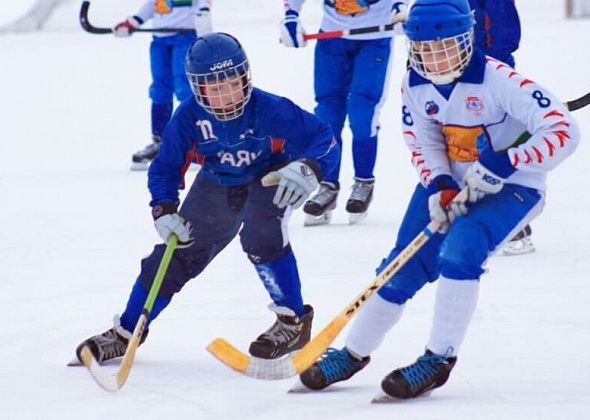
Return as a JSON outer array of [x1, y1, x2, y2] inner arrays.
[[348, 211, 367, 225], [371, 390, 432, 403], [502, 239, 535, 256], [287, 380, 313, 393], [67, 357, 82, 367], [130, 161, 149, 171], [304, 211, 332, 226]]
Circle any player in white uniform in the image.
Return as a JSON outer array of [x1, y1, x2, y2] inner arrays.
[[280, 1, 407, 225], [297, 0, 580, 399], [112, 1, 213, 170]]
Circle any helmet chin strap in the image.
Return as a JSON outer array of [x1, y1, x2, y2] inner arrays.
[[427, 70, 462, 85]]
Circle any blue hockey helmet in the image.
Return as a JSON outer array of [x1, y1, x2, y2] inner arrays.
[[185, 32, 252, 121], [404, 0, 476, 84]]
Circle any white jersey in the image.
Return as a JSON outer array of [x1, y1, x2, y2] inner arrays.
[[134, 0, 211, 36], [285, 0, 406, 40], [401, 52, 580, 192]]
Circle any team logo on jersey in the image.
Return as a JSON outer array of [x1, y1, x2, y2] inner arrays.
[[219, 150, 262, 168], [424, 101, 439, 116], [465, 96, 485, 115]]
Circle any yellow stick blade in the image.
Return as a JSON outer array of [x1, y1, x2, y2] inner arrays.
[[207, 338, 250, 373]]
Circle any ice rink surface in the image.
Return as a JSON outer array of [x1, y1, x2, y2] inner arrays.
[[1, 1, 589, 419]]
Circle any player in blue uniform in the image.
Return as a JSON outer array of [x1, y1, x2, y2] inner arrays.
[[74, 33, 338, 363], [296, 0, 579, 399], [280, 0, 407, 225], [113, 0, 213, 171], [469, 0, 520, 68]]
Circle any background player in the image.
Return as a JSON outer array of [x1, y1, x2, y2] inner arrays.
[[113, 0, 213, 170], [280, 0, 407, 225]]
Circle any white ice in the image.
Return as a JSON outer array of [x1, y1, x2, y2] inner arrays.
[[1, 1, 589, 419]]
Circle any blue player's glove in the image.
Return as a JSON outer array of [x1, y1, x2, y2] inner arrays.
[[463, 135, 516, 203], [152, 202, 194, 248], [263, 161, 319, 209], [280, 10, 307, 48]]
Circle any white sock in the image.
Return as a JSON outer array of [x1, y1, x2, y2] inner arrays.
[[345, 294, 404, 358], [427, 276, 479, 357]]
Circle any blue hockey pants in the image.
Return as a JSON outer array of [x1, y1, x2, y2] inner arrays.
[[119, 171, 306, 332], [376, 183, 543, 304], [314, 36, 393, 182]]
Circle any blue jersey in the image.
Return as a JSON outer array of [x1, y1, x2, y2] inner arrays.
[[148, 87, 337, 205], [469, 0, 521, 67]]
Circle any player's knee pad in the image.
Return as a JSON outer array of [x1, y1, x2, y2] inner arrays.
[[240, 219, 288, 264], [439, 217, 488, 280], [138, 245, 207, 296], [242, 240, 291, 264], [376, 247, 439, 304]]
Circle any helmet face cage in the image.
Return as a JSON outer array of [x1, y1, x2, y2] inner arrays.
[[188, 59, 252, 121], [407, 30, 474, 85]]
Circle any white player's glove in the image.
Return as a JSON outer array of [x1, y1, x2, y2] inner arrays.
[[427, 175, 467, 233], [463, 161, 506, 203], [463, 133, 517, 203], [391, 2, 407, 36], [280, 10, 307, 48], [194, 7, 212, 37], [152, 202, 194, 248], [112, 16, 142, 38], [262, 161, 319, 209]]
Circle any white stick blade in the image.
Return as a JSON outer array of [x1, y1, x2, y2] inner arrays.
[[244, 356, 298, 380], [79, 346, 121, 393]]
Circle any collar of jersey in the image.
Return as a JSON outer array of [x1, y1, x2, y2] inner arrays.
[[409, 49, 487, 88]]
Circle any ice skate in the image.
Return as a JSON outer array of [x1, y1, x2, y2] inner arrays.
[[346, 177, 374, 224], [72, 316, 148, 365], [130, 135, 161, 171], [295, 347, 370, 391], [303, 182, 339, 226], [378, 349, 457, 400], [503, 225, 535, 255], [249, 305, 313, 359]]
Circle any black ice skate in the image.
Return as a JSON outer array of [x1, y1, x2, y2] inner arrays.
[[297, 347, 370, 391], [303, 182, 339, 226], [249, 304, 313, 359], [375, 349, 457, 401], [503, 224, 535, 256], [72, 316, 148, 365], [130, 135, 162, 171], [346, 177, 374, 224]]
